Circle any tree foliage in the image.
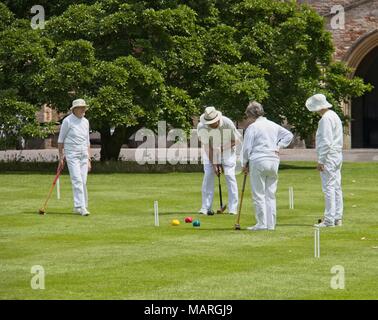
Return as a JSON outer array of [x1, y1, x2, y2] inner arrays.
[[0, 3, 54, 149], [0, 0, 372, 155]]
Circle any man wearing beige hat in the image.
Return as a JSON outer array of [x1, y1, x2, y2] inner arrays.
[[197, 106, 242, 215], [58, 99, 91, 216], [305, 93, 344, 227]]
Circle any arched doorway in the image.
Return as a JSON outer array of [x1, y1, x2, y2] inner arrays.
[[346, 31, 378, 148], [351, 47, 378, 147]]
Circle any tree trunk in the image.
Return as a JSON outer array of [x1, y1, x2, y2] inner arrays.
[[304, 134, 316, 149], [99, 125, 140, 161]]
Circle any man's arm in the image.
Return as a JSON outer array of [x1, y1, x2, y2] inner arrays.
[[87, 122, 92, 172], [198, 125, 220, 175], [222, 121, 241, 151], [277, 125, 294, 151], [88, 145, 92, 172], [242, 127, 254, 173], [57, 119, 69, 169], [317, 118, 332, 167], [204, 141, 221, 175], [58, 143, 65, 169]]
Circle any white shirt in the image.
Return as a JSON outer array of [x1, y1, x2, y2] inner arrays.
[[197, 116, 242, 145], [242, 117, 293, 165], [316, 110, 343, 164], [58, 113, 90, 150], [197, 116, 242, 164]]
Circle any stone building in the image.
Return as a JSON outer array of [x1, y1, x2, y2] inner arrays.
[[28, 104, 60, 149], [299, 0, 378, 148]]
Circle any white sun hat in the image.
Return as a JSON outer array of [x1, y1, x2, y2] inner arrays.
[[305, 94, 332, 112], [70, 99, 89, 111], [200, 106, 222, 125]]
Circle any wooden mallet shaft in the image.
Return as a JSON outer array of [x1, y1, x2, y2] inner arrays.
[[235, 173, 247, 230]]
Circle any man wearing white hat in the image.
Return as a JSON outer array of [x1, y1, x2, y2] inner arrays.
[[306, 94, 344, 227], [58, 99, 91, 216], [197, 106, 242, 215]]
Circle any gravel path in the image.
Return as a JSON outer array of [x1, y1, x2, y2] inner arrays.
[[1, 148, 378, 162]]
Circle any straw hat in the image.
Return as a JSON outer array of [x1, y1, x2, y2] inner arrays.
[[200, 106, 222, 125], [70, 99, 89, 111]]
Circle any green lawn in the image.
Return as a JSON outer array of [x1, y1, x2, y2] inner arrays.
[[1, 162, 378, 299]]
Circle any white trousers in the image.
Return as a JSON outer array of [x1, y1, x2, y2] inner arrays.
[[249, 159, 279, 229], [201, 162, 238, 213], [65, 148, 88, 209], [320, 154, 343, 224]]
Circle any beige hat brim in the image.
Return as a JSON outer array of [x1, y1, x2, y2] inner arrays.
[[200, 111, 222, 125], [70, 104, 89, 111]]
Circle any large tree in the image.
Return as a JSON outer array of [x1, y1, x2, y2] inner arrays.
[[0, 3, 54, 149], [0, 0, 371, 157]]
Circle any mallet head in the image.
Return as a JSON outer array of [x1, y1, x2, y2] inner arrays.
[[38, 208, 46, 215], [216, 205, 227, 214], [234, 224, 241, 230]]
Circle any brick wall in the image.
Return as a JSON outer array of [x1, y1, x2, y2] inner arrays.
[[298, 0, 378, 60]]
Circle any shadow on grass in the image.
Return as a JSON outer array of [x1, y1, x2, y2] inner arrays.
[[172, 226, 240, 231], [192, 228, 242, 231], [23, 210, 75, 216], [279, 163, 316, 171], [277, 223, 314, 227], [156, 211, 199, 216]]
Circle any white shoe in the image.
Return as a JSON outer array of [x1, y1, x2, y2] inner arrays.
[[73, 207, 90, 216], [198, 209, 208, 215], [335, 219, 342, 226], [314, 221, 334, 228], [228, 211, 237, 215], [247, 225, 267, 231]]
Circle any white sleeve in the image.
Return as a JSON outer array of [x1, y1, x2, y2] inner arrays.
[[229, 120, 242, 143], [277, 125, 294, 149], [197, 123, 208, 145], [86, 120, 90, 147], [317, 118, 333, 164], [58, 118, 69, 144], [242, 127, 254, 166]]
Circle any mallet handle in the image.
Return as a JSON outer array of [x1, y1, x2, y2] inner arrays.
[[236, 173, 247, 225], [41, 164, 64, 210], [218, 167, 223, 208]]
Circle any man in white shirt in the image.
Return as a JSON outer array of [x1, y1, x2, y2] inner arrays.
[[306, 94, 344, 227], [197, 106, 242, 215], [242, 101, 293, 231], [58, 99, 91, 216]]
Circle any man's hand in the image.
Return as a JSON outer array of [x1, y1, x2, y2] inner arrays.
[[213, 164, 221, 176], [58, 158, 65, 171], [88, 159, 92, 172], [317, 163, 325, 172], [242, 165, 249, 175]]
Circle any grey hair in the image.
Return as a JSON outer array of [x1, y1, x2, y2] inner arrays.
[[245, 101, 264, 118]]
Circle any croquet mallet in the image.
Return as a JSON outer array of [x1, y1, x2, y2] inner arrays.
[[216, 164, 227, 214], [235, 172, 247, 230], [38, 162, 64, 215]]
